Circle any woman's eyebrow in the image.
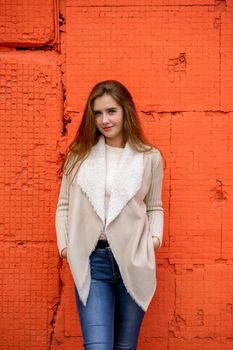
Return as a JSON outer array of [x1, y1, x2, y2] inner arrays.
[[93, 107, 117, 113]]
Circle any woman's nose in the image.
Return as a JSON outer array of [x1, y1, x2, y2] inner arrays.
[[102, 113, 110, 124]]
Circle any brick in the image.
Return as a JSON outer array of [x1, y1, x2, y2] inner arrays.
[[66, 5, 220, 112], [0, 0, 55, 47], [0, 52, 62, 243]]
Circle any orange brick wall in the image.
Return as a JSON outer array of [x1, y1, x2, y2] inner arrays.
[[0, 1, 233, 349]]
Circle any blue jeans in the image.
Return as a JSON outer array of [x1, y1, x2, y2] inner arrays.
[[74, 247, 145, 350]]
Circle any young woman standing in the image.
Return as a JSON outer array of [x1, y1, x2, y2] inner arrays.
[[55, 80, 165, 349]]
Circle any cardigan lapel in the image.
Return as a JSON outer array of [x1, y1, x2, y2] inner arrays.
[[106, 142, 144, 227], [76, 136, 106, 224], [76, 135, 144, 227]]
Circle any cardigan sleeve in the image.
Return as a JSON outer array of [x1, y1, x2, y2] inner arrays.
[[144, 150, 164, 249], [55, 172, 70, 257]]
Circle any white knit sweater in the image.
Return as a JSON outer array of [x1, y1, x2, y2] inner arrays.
[[100, 143, 124, 240]]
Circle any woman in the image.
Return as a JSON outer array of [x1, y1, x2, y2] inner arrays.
[[55, 80, 165, 349]]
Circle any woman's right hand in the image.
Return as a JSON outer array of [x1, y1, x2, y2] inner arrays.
[[61, 247, 67, 259]]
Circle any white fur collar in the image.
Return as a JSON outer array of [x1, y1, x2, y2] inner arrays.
[[76, 136, 144, 228]]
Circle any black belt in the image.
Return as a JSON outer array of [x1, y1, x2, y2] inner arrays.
[[96, 239, 109, 249]]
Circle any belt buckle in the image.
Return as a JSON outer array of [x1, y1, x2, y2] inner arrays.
[[98, 239, 108, 249]]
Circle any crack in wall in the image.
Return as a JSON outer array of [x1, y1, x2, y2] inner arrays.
[[15, 45, 55, 50], [71, 4, 216, 8], [58, 6, 68, 136], [217, 8, 222, 109], [215, 0, 227, 10], [168, 314, 186, 339], [141, 109, 233, 114], [49, 298, 61, 349], [48, 258, 65, 349], [196, 309, 204, 326], [167, 53, 187, 83], [209, 180, 228, 209], [157, 258, 176, 273], [193, 336, 215, 340], [168, 113, 173, 250], [60, 60, 68, 137]]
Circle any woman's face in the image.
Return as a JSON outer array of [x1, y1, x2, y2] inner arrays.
[[93, 93, 124, 147]]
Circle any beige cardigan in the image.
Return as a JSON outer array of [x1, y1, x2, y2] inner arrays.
[[55, 136, 164, 311]]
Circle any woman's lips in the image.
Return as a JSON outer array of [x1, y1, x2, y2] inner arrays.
[[102, 126, 113, 132]]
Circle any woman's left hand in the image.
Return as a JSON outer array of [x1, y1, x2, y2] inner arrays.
[[152, 237, 160, 251]]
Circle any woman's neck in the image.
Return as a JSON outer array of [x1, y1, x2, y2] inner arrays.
[[105, 136, 124, 148]]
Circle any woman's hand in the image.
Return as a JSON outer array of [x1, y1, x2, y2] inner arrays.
[[61, 247, 67, 259], [152, 237, 160, 251]]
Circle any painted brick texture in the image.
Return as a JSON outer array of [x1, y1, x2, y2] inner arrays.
[[0, 0, 233, 349], [0, 0, 56, 47]]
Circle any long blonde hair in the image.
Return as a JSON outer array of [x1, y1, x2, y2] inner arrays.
[[58, 79, 166, 178]]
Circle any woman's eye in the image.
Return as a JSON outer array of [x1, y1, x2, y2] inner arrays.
[[94, 110, 115, 116]]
